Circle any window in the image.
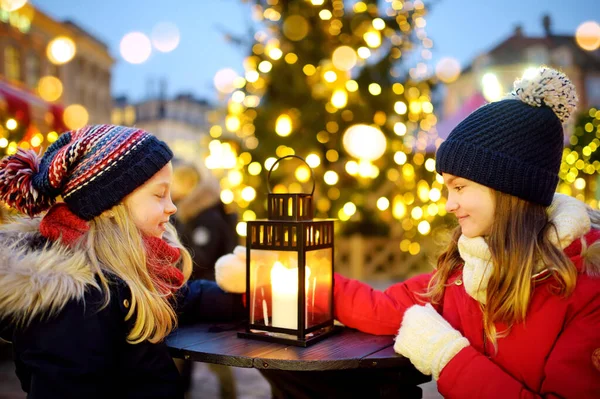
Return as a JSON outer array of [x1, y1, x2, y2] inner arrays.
[[585, 75, 600, 107], [526, 46, 549, 65], [4, 45, 21, 81], [25, 52, 41, 89], [551, 47, 573, 68]]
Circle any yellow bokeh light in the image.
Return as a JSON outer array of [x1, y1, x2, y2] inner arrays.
[[368, 83, 382, 96], [268, 47, 283, 60], [283, 15, 310, 41], [37, 76, 63, 102], [30, 133, 43, 147], [225, 115, 240, 132], [248, 162, 262, 175], [245, 70, 259, 83], [63, 104, 89, 130], [303, 64, 316, 76], [295, 165, 311, 183], [258, 60, 273, 73], [0, 138, 7, 148], [220, 189, 234, 204], [345, 160, 359, 175], [243, 210, 257, 221], [319, 10, 332, 20], [275, 114, 293, 136], [394, 151, 407, 165], [326, 149, 339, 162], [575, 21, 600, 51], [332, 46, 358, 71], [377, 197, 390, 211], [324, 70, 338, 82], [482, 73, 503, 102], [311, 0, 325, 5], [394, 122, 407, 136], [241, 186, 256, 201], [306, 153, 321, 168], [236, 222, 247, 237], [372, 18, 386, 30], [324, 170, 339, 185], [425, 158, 436, 172], [346, 80, 359, 92], [331, 89, 348, 108], [228, 170, 243, 186], [47, 36, 76, 65], [285, 53, 298, 64], [47, 131, 58, 143], [6, 119, 17, 130], [363, 31, 381, 48], [357, 47, 371, 59], [435, 57, 461, 84], [343, 202, 357, 216], [574, 177, 586, 190], [394, 101, 407, 114], [418, 220, 430, 235], [393, 197, 407, 219]]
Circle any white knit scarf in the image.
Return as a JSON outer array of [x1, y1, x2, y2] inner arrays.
[[458, 194, 591, 304]]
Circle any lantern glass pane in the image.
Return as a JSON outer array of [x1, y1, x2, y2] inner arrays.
[[305, 248, 333, 329], [249, 250, 301, 330]]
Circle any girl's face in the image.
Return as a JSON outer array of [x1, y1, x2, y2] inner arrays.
[[124, 162, 177, 238], [443, 173, 495, 238]]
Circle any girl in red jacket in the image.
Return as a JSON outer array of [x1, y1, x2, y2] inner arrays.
[[216, 67, 600, 398]]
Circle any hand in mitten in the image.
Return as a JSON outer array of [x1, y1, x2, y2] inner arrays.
[[215, 246, 277, 294], [215, 246, 247, 293], [394, 303, 469, 380]]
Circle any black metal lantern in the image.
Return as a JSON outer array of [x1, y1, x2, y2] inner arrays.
[[238, 155, 341, 347]]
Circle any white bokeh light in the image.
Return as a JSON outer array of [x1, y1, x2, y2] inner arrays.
[[151, 22, 180, 53], [120, 32, 152, 64]]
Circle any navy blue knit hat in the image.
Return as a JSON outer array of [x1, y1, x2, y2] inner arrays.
[[436, 67, 578, 206], [0, 124, 173, 220]]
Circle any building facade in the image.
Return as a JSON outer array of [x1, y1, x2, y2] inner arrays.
[[442, 16, 600, 121], [0, 3, 113, 125]]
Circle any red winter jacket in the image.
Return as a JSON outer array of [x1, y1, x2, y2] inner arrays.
[[334, 229, 600, 398]]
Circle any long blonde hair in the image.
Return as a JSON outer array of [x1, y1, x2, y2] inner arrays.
[[82, 204, 192, 344], [426, 191, 600, 349]]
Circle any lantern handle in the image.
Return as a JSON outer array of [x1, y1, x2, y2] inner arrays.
[[267, 155, 316, 195]]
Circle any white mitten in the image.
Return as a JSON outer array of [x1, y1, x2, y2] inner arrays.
[[215, 245, 247, 293], [394, 303, 469, 380]]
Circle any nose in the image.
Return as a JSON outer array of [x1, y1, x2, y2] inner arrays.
[[445, 193, 458, 214], [165, 197, 177, 215]]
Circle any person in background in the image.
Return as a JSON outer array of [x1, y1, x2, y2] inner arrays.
[[171, 158, 238, 281], [215, 67, 600, 398], [0, 124, 244, 399], [170, 158, 239, 398]]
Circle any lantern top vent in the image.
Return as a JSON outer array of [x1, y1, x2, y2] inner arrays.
[[267, 155, 315, 221]]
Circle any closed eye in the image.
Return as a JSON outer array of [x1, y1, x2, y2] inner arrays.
[[454, 186, 464, 192]]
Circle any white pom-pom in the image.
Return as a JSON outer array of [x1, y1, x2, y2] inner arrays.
[[508, 66, 578, 123]]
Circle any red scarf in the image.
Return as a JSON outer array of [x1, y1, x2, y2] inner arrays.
[[39, 203, 185, 295]]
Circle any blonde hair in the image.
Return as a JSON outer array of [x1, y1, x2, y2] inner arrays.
[[82, 204, 192, 344], [425, 191, 599, 350]]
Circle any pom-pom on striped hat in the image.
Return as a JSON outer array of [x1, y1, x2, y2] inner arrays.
[[436, 66, 578, 206], [0, 124, 172, 220]]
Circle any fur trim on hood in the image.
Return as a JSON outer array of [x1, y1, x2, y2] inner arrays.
[[0, 218, 97, 328]]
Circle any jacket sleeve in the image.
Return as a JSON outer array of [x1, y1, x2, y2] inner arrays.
[[333, 272, 434, 335], [176, 279, 245, 325], [437, 292, 600, 399], [17, 290, 122, 399]]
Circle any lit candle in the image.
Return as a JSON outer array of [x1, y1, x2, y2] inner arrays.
[[270, 261, 311, 329]]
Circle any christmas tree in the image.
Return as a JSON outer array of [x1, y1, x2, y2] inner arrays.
[[213, 0, 452, 258], [560, 106, 600, 204]]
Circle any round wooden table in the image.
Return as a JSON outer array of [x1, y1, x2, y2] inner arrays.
[[167, 322, 430, 398]]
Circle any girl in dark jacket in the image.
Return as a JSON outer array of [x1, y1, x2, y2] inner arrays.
[[0, 124, 243, 399]]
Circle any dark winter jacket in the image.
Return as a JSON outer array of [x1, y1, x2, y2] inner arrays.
[[0, 219, 244, 399]]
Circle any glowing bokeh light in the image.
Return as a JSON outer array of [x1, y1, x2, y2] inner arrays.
[[435, 57, 461, 83], [47, 36, 76, 65], [575, 21, 600, 51], [151, 22, 180, 53], [343, 124, 387, 161], [120, 32, 152, 64]]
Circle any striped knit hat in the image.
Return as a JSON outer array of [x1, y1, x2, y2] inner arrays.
[[0, 124, 173, 220]]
